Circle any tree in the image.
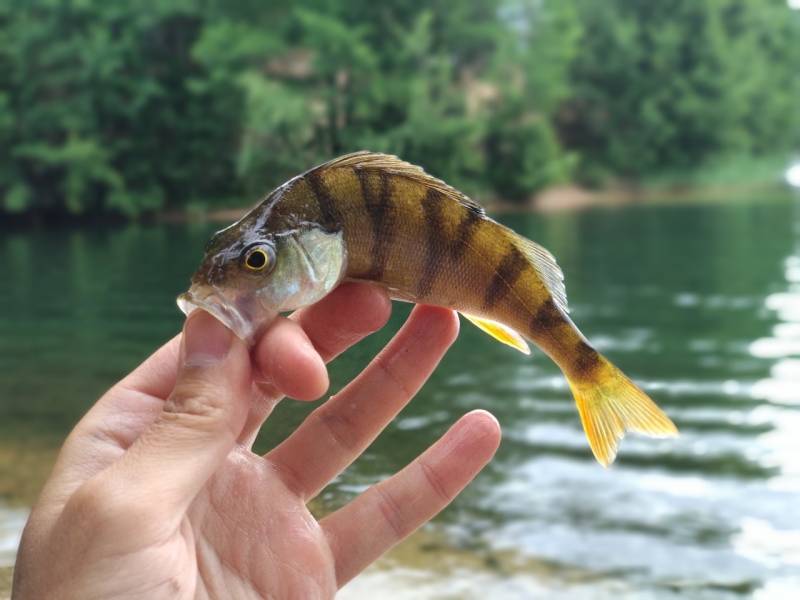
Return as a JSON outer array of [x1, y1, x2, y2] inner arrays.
[[559, 0, 800, 180], [1, 0, 241, 218]]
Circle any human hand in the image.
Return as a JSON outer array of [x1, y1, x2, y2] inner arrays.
[[12, 283, 501, 599]]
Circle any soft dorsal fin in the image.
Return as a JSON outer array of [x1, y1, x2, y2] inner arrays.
[[511, 232, 569, 314], [315, 151, 486, 216]]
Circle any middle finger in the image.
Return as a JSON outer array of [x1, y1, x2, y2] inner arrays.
[[266, 305, 459, 500]]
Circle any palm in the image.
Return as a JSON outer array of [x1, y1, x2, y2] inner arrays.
[[49, 381, 340, 599], [188, 451, 336, 598]]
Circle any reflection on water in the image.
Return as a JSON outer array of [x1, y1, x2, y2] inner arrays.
[[0, 505, 26, 568], [2, 196, 800, 598]]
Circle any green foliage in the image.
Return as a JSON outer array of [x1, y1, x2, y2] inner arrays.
[[561, 0, 800, 180], [486, 106, 574, 201], [1, 0, 241, 218], [0, 0, 798, 218]]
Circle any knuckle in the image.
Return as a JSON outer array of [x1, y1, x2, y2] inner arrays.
[[313, 405, 360, 453], [164, 378, 232, 434], [68, 479, 108, 519], [372, 354, 414, 399], [371, 483, 409, 540], [68, 478, 154, 531], [419, 460, 452, 504]]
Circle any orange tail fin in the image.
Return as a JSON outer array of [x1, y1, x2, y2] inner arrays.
[[567, 353, 678, 466]]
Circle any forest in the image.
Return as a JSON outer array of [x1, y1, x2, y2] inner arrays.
[[1, 0, 798, 218]]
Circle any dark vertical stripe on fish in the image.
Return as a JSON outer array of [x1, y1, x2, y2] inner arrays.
[[418, 188, 445, 298], [354, 166, 370, 211], [483, 246, 528, 310], [452, 208, 481, 261], [306, 170, 341, 230], [364, 171, 394, 280], [530, 298, 563, 333], [574, 340, 602, 378]]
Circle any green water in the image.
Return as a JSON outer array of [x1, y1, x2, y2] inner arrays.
[[2, 197, 800, 598]]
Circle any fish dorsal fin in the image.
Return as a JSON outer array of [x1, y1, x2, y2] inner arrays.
[[460, 313, 531, 355], [511, 233, 569, 314], [316, 151, 486, 216]]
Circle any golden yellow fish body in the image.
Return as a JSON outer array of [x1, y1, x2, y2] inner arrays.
[[181, 152, 678, 465]]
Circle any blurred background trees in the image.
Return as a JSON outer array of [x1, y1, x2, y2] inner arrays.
[[1, 0, 798, 219]]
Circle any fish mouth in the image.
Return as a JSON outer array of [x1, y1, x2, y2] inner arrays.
[[177, 285, 270, 343]]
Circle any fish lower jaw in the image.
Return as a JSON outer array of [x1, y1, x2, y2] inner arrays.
[[177, 288, 275, 344]]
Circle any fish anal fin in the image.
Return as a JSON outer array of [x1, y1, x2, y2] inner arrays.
[[461, 313, 530, 355], [568, 354, 678, 466]]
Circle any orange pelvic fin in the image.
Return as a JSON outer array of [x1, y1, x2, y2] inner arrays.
[[460, 313, 530, 355]]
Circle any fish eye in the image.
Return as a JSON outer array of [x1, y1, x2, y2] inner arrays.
[[243, 244, 274, 272]]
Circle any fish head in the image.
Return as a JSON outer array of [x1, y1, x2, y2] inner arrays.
[[177, 213, 346, 343]]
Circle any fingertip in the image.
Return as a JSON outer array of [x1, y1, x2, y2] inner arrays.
[[457, 410, 502, 459], [293, 282, 392, 362], [282, 341, 329, 401], [409, 305, 460, 347], [464, 409, 501, 440], [255, 318, 329, 401], [337, 282, 392, 333]]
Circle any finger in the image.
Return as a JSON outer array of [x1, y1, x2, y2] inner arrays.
[[236, 317, 326, 448], [252, 283, 390, 392], [322, 410, 501, 587], [239, 283, 391, 446], [254, 316, 328, 401], [287, 281, 391, 362], [101, 310, 251, 516], [267, 305, 459, 499]]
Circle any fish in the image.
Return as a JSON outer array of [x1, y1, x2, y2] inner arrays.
[[178, 151, 678, 465]]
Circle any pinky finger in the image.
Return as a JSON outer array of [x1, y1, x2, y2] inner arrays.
[[321, 410, 501, 587]]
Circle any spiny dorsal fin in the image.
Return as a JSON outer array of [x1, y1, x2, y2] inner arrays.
[[511, 233, 569, 314], [315, 151, 486, 216]]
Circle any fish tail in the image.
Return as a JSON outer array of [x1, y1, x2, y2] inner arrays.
[[565, 351, 678, 467]]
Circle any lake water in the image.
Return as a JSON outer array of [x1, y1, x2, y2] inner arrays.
[[2, 195, 800, 598]]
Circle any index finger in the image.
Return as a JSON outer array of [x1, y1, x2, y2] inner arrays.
[[123, 282, 391, 401]]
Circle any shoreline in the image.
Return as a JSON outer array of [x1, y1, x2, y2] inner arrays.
[[162, 181, 787, 224], [1, 181, 787, 230]]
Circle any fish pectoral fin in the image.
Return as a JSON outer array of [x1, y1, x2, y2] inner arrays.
[[460, 313, 530, 355]]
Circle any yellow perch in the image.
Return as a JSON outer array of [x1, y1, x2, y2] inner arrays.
[[178, 152, 678, 465]]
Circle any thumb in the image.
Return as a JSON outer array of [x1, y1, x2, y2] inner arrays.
[[109, 310, 251, 514]]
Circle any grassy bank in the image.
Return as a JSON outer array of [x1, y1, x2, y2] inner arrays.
[[522, 153, 792, 213], [637, 153, 791, 191]]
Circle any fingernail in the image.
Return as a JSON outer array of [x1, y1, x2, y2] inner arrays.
[[464, 410, 501, 440], [184, 310, 233, 366]]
